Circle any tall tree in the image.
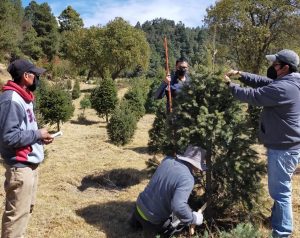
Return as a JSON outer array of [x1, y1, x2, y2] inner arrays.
[[58, 6, 83, 32], [103, 17, 150, 79], [64, 27, 105, 80], [205, 0, 300, 73], [20, 23, 43, 60], [0, 0, 23, 60], [65, 18, 150, 80], [24, 1, 59, 60]]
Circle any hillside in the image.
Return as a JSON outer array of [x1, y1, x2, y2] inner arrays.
[[0, 82, 299, 237]]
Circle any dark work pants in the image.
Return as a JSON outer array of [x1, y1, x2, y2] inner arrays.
[[129, 206, 170, 238]]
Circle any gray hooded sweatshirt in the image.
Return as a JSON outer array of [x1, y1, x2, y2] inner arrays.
[[136, 157, 197, 225], [229, 72, 300, 149], [0, 81, 44, 166]]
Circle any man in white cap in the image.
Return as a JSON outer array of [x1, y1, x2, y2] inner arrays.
[[130, 145, 206, 237], [223, 49, 300, 238], [0, 59, 54, 238]]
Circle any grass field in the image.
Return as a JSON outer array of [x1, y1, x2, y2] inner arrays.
[[0, 81, 299, 237]]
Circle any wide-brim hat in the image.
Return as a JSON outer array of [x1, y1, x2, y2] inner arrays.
[[177, 145, 207, 171]]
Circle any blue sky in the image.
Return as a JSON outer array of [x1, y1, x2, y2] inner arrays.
[[21, 0, 216, 28]]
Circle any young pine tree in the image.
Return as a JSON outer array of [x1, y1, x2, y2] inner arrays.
[[107, 101, 137, 146], [72, 79, 81, 99], [38, 83, 74, 130], [90, 77, 118, 122], [149, 69, 267, 225]]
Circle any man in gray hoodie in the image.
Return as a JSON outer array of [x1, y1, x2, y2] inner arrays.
[[224, 49, 300, 238], [130, 145, 206, 237], [0, 59, 54, 238]]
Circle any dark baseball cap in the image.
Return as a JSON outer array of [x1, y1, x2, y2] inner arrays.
[[7, 59, 46, 80], [266, 49, 300, 69]]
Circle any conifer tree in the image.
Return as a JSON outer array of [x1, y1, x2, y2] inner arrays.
[[38, 82, 74, 130], [79, 94, 91, 118], [90, 77, 118, 122], [107, 101, 137, 146], [149, 69, 266, 223], [123, 87, 145, 120], [71, 79, 80, 99]]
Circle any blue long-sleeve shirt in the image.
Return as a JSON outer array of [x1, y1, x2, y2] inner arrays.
[[229, 72, 300, 149], [136, 157, 197, 225], [154, 74, 190, 110]]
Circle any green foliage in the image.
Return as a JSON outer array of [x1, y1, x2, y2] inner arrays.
[[20, 25, 43, 60], [103, 17, 150, 79], [72, 79, 81, 99], [123, 87, 145, 120], [139, 18, 207, 76], [107, 102, 137, 146], [147, 103, 170, 154], [0, 0, 23, 60], [218, 223, 264, 238], [24, 1, 59, 60], [205, 0, 300, 73], [49, 57, 75, 80], [90, 77, 118, 122], [144, 68, 165, 113], [38, 81, 74, 130], [149, 69, 267, 224], [64, 27, 105, 80], [58, 6, 83, 32], [79, 94, 91, 118]]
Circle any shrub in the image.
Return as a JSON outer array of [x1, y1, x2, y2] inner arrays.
[[123, 87, 146, 119], [72, 79, 81, 99], [107, 102, 137, 146], [90, 77, 118, 122], [218, 223, 264, 238], [79, 94, 91, 118], [38, 81, 74, 130]]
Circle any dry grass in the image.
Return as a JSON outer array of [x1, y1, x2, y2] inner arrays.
[[0, 81, 299, 237]]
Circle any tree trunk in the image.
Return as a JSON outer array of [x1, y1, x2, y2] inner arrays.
[[57, 121, 60, 131], [87, 70, 93, 81], [205, 149, 213, 219], [105, 112, 108, 123]]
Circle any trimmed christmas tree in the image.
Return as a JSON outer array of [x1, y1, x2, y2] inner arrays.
[[38, 82, 74, 130], [107, 101, 137, 146], [148, 68, 267, 226], [90, 77, 118, 122]]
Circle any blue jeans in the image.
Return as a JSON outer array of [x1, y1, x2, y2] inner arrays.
[[267, 148, 300, 238]]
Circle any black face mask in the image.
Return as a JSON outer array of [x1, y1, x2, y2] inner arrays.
[[267, 66, 277, 79], [176, 68, 187, 77], [28, 76, 39, 92]]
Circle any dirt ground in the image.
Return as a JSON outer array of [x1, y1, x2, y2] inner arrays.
[[0, 82, 299, 237]]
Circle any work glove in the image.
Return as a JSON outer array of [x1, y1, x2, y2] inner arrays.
[[192, 211, 203, 225]]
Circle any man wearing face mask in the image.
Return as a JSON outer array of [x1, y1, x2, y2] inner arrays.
[[154, 57, 190, 111], [0, 59, 54, 238], [223, 49, 300, 238]]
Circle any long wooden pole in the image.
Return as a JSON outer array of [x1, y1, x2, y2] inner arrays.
[[164, 36, 172, 113]]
